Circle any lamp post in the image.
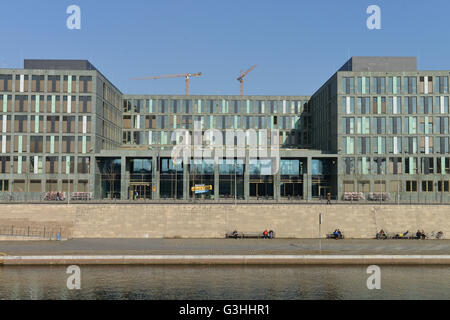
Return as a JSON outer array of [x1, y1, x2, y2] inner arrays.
[[319, 213, 322, 254], [67, 174, 70, 205], [234, 159, 237, 206]]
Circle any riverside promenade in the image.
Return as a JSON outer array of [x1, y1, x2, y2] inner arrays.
[[1, 239, 449, 265]]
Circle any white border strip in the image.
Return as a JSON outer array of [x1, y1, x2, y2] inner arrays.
[[3, 255, 450, 261]]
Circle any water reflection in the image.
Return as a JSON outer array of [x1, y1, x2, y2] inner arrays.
[[0, 265, 448, 300]]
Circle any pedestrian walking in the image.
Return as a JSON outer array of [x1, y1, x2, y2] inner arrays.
[[327, 192, 331, 205]]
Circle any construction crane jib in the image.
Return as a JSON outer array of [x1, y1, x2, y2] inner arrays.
[[131, 72, 202, 96], [237, 65, 257, 96]]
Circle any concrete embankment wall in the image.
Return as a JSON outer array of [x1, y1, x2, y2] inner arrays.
[[0, 204, 449, 239]]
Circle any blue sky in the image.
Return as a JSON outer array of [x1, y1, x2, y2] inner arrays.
[[1, 0, 450, 95]]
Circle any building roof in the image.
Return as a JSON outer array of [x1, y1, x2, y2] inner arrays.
[[24, 59, 97, 71], [339, 56, 417, 72]]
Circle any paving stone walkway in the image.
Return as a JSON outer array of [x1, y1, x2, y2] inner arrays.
[[0, 239, 449, 256]]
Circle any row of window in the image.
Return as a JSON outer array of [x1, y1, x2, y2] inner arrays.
[[123, 114, 304, 131], [0, 136, 91, 154], [123, 130, 304, 146], [0, 179, 90, 193], [0, 156, 90, 174], [341, 96, 450, 115], [123, 99, 309, 115], [0, 116, 91, 134], [342, 157, 450, 175], [0, 95, 92, 113], [341, 136, 450, 155], [341, 116, 449, 135], [0, 75, 92, 93], [342, 180, 450, 193], [341, 76, 449, 95]]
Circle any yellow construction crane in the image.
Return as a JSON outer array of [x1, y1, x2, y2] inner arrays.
[[237, 65, 257, 96], [132, 72, 202, 96]]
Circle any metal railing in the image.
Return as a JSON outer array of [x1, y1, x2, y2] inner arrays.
[[1, 191, 450, 205], [0, 225, 64, 240]]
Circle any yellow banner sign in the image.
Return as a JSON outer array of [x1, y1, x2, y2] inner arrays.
[[191, 185, 213, 192]]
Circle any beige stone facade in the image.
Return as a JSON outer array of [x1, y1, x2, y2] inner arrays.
[[0, 204, 449, 239]]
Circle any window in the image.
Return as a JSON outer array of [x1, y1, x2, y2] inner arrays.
[[62, 116, 75, 133], [388, 77, 401, 94], [357, 77, 370, 94], [31, 95, 44, 113], [372, 117, 386, 134], [421, 180, 433, 192], [45, 156, 58, 174], [15, 75, 29, 92], [78, 180, 90, 192], [62, 96, 73, 113], [77, 157, 90, 174], [373, 77, 386, 94], [341, 97, 355, 114], [343, 158, 355, 174], [421, 157, 434, 174], [13, 156, 26, 174], [0, 112, 9, 134], [47, 96, 61, 113], [31, 75, 44, 92], [419, 97, 433, 114], [357, 157, 370, 174], [123, 100, 131, 113], [434, 76, 449, 94], [404, 77, 417, 94], [30, 136, 43, 153], [79, 96, 92, 113], [438, 181, 449, 192], [357, 137, 371, 154], [12, 180, 26, 192], [45, 180, 58, 192], [0, 75, 12, 91], [62, 156, 75, 174], [62, 137, 75, 153], [79, 76, 92, 93], [14, 115, 27, 133], [78, 116, 91, 133], [342, 77, 355, 94], [63, 76, 76, 93], [30, 157, 43, 174], [0, 156, 10, 173], [14, 95, 28, 112], [0, 179, 9, 192], [406, 181, 417, 192], [46, 116, 60, 133], [419, 76, 433, 94], [341, 137, 355, 154], [389, 157, 403, 174], [0, 95, 12, 112], [78, 136, 91, 154], [437, 157, 450, 174], [47, 75, 61, 93]]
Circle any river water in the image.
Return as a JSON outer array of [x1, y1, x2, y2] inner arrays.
[[0, 265, 448, 300]]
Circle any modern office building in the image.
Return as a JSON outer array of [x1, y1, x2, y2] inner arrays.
[[1, 57, 450, 202]]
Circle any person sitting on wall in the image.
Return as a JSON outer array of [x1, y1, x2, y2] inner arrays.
[[378, 229, 386, 239], [232, 230, 238, 239], [333, 229, 339, 239], [416, 230, 422, 239], [269, 230, 274, 239], [263, 230, 269, 239], [396, 230, 409, 239], [337, 229, 343, 239]]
